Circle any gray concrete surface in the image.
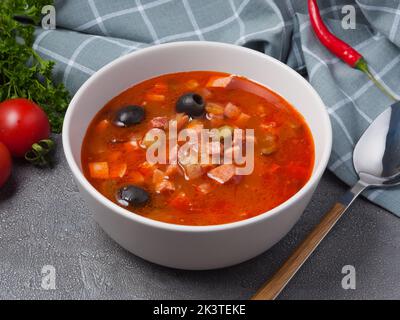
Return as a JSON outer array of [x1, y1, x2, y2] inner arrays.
[[0, 135, 399, 300]]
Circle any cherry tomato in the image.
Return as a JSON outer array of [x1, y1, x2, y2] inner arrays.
[[0, 99, 50, 157], [0, 142, 12, 188]]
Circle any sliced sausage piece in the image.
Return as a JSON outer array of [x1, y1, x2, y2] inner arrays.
[[196, 183, 214, 195], [150, 116, 169, 129], [207, 164, 236, 184], [224, 102, 242, 119], [206, 76, 232, 88], [155, 180, 176, 194], [184, 164, 204, 180]]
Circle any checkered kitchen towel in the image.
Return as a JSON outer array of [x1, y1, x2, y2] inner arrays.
[[34, 0, 400, 216]]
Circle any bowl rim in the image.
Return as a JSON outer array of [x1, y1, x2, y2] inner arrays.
[[62, 41, 332, 233]]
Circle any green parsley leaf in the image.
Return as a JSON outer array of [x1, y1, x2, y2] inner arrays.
[[0, 0, 70, 133]]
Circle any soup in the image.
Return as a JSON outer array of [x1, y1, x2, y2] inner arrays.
[[81, 71, 314, 226]]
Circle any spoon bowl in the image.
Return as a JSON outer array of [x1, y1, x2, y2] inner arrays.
[[354, 101, 400, 187]]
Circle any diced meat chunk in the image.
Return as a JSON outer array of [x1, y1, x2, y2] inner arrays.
[[150, 117, 168, 129], [196, 183, 214, 195], [206, 76, 232, 88], [224, 102, 242, 119], [152, 169, 165, 185], [207, 164, 236, 184], [205, 102, 224, 115], [234, 113, 251, 127], [155, 180, 175, 194], [185, 79, 199, 90], [184, 164, 204, 180]]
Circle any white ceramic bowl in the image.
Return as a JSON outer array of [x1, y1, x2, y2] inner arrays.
[[63, 42, 332, 270]]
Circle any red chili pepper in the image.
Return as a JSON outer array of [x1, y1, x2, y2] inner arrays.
[[308, 0, 396, 101]]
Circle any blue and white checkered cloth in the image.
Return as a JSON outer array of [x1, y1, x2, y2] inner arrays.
[[36, 0, 400, 216]]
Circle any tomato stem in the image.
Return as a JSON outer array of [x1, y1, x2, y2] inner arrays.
[[25, 139, 55, 167]]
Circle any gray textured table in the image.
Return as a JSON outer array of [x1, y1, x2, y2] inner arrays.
[[1, 135, 399, 300]]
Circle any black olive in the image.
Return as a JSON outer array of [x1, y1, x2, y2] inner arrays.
[[117, 185, 150, 207], [114, 105, 145, 127], [176, 93, 205, 118]]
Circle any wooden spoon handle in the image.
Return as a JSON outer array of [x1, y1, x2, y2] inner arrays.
[[251, 202, 346, 300]]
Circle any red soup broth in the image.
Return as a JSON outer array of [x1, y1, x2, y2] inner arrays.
[[81, 71, 315, 226]]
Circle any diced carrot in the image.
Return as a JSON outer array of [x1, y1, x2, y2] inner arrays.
[[199, 88, 212, 99], [126, 171, 145, 184], [224, 102, 242, 119], [196, 183, 214, 195], [89, 162, 109, 179], [206, 76, 232, 88], [150, 116, 169, 129], [205, 102, 224, 115], [138, 161, 156, 177], [185, 79, 199, 90], [146, 93, 166, 102], [152, 169, 165, 185], [96, 119, 110, 132], [207, 164, 236, 184], [234, 113, 251, 127], [184, 164, 203, 180], [110, 163, 127, 179], [155, 180, 176, 194], [169, 192, 191, 211]]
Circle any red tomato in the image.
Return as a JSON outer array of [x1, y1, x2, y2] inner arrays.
[[0, 142, 12, 188], [0, 99, 50, 157]]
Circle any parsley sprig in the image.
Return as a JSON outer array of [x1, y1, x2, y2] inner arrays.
[[0, 0, 70, 133]]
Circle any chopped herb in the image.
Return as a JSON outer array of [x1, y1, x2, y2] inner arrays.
[[0, 0, 70, 133]]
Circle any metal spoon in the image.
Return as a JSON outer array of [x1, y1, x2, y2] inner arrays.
[[252, 101, 400, 300]]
